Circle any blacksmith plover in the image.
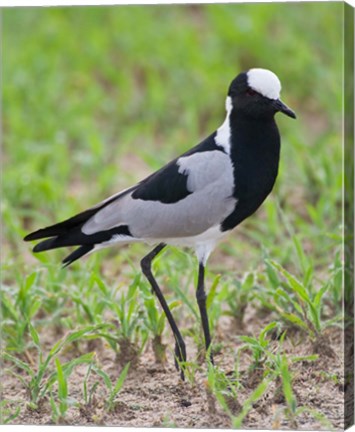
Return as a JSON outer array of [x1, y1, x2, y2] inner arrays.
[[25, 68, 296, 379]]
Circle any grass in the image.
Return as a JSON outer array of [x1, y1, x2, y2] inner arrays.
[[2, 2, 345, 428]]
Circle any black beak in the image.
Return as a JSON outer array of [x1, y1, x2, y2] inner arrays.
[[273, 99, 296, 119]]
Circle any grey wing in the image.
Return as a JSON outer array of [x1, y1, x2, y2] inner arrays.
[[82, 150, 237, 239]]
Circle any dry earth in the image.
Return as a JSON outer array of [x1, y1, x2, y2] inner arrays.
[[2, 307, 344, 429]]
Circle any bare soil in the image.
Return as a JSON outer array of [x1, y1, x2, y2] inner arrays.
[[2, 310, 344, 429]]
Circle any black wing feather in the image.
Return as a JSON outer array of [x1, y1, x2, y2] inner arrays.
[[132, 132, 222, 204], [132, 161, 191, 203]]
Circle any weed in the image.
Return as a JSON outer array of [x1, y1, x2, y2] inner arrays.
[[0, 400, 21, 424], [239, 321, 281, 371], [140, 282, 180, 363], [1, 272, 41, 353], [223, 272, 256, 331], [3, 324, 102, 407], [82, 363, 100, 408], [91, 363, 130, 412], [50, 358, 73, 424], [258, 259, 341, 342]]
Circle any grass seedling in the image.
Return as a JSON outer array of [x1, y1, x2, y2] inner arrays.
[[111, 275, 145, 365], [70, 272, 113, 326], [49, 358, 74, 424], [139, 281, 180, 363], [181, 360, 201, 386], [271, 355, 333, 429], [207, 361, 240, 404], [239, 327, 322, 428], [91, 363, 130, 412], [161, 415, 177, 428], [258, 259, 340, 341], [280, 354, 297, 426], [3, 324, 102, 408], [223, 272, 256, 331], [231, 378, 270, 428], [82, 363, 100, 408], [207, 361, 270, 427], [1, 271, 42, 353], [208, 327, 322, 430], [0, 400, 21, 425], [239, 321, 280, 372]]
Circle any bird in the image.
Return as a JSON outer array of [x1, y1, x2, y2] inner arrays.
[[24, 68, 296, 380]]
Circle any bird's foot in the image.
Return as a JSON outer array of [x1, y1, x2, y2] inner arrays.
[[174, 341, 187, 381], [206, 345, 214, 366]]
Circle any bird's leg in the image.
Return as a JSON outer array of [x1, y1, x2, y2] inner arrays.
[[140, 243, 187, 380], [196, 263, 214, 364]]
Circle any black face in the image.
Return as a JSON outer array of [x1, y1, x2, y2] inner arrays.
[[228, 72, 296, 120]]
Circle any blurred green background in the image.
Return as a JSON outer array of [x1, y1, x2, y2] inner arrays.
[[3, 3, 343, 270]]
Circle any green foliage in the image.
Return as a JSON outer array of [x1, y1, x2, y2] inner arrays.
[[139, 279, 181, 362], [112, 275, 142, 341], [280, 355, 297, 416], [208, 324, 320, 428], [223, 272, 256, 327], [91, 363, 130, 412], [239, 321, 280, 368], [232, 379, 270, 428], [50, 358, 72, 423], [206, 360, 270, 428], [82, 363, 100, 407], [0, 400, 21, 425], [140, 281, 180, 338], [3, 324, 102, 406], [1, 271, 42, 353], [259, 258, 342, 338]]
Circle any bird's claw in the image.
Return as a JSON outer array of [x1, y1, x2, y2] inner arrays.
[[206, 346, 214, 366], [174, 341, 186, 380]]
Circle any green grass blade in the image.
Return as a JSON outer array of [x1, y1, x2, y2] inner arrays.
[[28, 322, 40, 349], [232, 379, 270, 428], [281, 355, 297, 414], [92, 366, 113, 391], [3, 352, 33, 377], [112, 362, 130, 398], [55, 358, 68, 402], [206, 274, 221, 310], [268, 260, 310, 304]]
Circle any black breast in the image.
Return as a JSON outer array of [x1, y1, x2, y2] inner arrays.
[[221, 116, 281, 232]]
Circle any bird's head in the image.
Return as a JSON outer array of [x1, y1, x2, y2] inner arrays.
[[227, 68, 296, 120]]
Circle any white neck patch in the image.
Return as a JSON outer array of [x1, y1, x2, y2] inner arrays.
[[247, 68, 281, 100], [214, 96, 232, 154]]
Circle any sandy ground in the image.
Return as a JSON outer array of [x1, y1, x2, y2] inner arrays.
[[2, 307, 344, 429]]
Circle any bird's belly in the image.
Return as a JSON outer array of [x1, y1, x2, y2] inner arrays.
[[144, 224, 228, 265], [146, 224, 227, 247]]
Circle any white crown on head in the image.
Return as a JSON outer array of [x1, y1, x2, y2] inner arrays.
[[247, 68, 281, 100]]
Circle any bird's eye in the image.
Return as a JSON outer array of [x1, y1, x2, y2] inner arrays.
[[246, 88, 257, 96]]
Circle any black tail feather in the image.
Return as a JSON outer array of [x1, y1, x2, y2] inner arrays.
[[31, 225, 132, 255], [24, 208, 100, 241], [24, 187, 135, 242], [33, 237, 59, 253], [62, 245, 94, 267]]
